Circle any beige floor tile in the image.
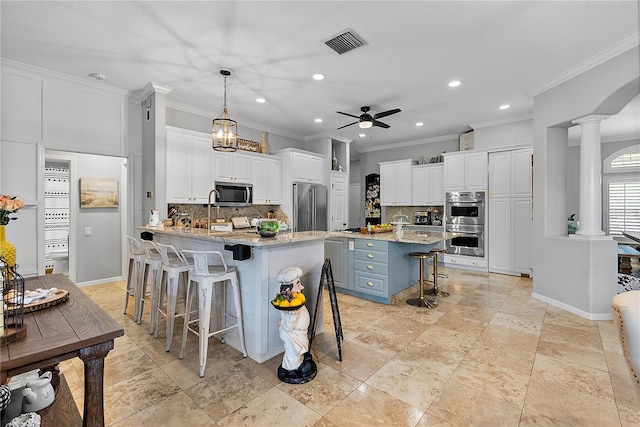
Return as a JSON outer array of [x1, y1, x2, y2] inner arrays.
[[427, 380, 522, 427], [324, 383, 424, 427], [537, 323, 608, 371], [217, 387, 322, 427], [109, 391, 216, 427], [277, 361, 362, 415], [185, 363, 275, 422], [103, 367, 182, 425], [450, 358, 530, 407], [464, 338, 535, 375], [319, 340, 391, 382], [476, 323, 540, 354], [489, 311, 543, 336], [365, 357, 449, 411]]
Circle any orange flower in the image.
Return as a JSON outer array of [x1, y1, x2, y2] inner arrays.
[[0, 194, 24, 226]]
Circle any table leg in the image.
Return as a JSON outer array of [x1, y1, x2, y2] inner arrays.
[[79, 340, 114, 427]]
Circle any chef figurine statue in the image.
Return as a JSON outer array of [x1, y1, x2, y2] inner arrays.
[[275, 267, 317, 384]]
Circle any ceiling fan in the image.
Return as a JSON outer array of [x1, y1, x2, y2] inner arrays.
[[336, 106, 401, 130]]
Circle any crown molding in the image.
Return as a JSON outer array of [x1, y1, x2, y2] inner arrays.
[[528, 33, 640, 98], [357, 133, 461, 153], [1, 58, 129, 97]]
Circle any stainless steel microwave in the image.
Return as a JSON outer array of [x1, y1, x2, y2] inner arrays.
[[214, 182, 253, 206]]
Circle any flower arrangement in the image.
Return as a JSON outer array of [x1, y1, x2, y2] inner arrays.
[[0, 195, 24, 226]]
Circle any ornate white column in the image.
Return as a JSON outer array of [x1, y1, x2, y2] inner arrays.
[[571, 115, 610, 239]]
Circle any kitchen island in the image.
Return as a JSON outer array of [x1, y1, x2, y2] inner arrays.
[[138, 226, 330, 363], [325, 230, 452, 304]]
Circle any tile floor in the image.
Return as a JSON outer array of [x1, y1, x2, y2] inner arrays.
[[59, 266, 638, 427]]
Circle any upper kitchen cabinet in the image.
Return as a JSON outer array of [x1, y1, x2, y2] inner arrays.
[[213, 151, 251, 183], [379, 160, 412, 206], [166, 128, 214, 203], [488, 148, 532, 199], [411, 164, 444, 206], [292, 151, 324, 184], [443, 151, 487, 191], [251, 155, 282, 204]]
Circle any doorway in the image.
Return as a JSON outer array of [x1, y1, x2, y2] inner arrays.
[[44, 157, 72, 277]]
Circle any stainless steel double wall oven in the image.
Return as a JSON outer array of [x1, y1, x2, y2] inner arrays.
[[445, 191, 485, 257]]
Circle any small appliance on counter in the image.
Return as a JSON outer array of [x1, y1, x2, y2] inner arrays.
[[414, 211, 432, 225], [148, 209, 160, 227]]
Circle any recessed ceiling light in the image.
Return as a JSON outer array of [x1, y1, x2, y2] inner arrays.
[[256, 98, 266, 103], [498, 104, 510, 110], [312, 73, 325, 81], [359, 133, 366, 138], [448, 80, 461, 88], [416, 122, 424, 127], [88, 73, 107, 81], [315, 118, 323, 123]]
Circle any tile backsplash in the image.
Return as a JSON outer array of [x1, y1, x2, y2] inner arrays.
[[167, 204, 289, 228], [384, 205, 443, 224]]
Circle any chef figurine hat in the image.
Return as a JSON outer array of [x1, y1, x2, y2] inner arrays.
[[276, 267, 303, 291]]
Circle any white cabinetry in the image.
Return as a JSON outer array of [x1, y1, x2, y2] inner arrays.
[[487, 148, 532, 275], [444, 151, 487, 191], [379, 160, 412, 206], [166, 129, 214, 203], [292, 151, 323, 184], [213, 151, 251, 183], [251, 155, 282, 204], [411, 164, 444, 205], [330, 172, 347, 231]]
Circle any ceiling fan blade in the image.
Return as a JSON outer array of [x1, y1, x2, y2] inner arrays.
[[336, 121, 358, 130], [373, 108, 401, 119], [336, 111, 361, 119], [372, 120, 390, 129]]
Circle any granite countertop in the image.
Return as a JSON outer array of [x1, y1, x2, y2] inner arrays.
[[138, 226, 331, 247], [328, 230, 453, 245]]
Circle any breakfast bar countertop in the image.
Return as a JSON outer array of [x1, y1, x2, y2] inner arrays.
[[139, 226, 331, 247], [328, 230, 454, 245]]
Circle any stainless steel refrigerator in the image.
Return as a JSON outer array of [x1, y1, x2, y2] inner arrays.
[[293, 183, 327, 232]]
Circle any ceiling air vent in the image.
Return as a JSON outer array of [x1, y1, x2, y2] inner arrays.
[[324, 29, 367, 55]]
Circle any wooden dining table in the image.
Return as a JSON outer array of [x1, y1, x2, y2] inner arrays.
[[1, 274, 124, 427]]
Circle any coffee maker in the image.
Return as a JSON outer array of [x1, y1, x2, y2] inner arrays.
[[414, 211, 432, 225]]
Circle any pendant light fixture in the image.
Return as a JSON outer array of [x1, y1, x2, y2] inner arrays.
[[212, 69, 238, 152]]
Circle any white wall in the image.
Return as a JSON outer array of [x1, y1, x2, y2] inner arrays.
[[473, 119, 533, 150], [532, 47, 639, 319], [1, 60, 133, 281]]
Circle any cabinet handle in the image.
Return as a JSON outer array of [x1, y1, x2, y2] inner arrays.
[[367, 254, 373, 258], [367, 243, 373, 247], [367, 265, 373, 270], [367, 281, 373, 287]]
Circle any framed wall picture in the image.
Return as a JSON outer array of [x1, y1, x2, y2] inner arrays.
[[80, 177, 119, 208]]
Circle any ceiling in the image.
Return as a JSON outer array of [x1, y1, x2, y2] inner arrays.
[[2, 1, 639, 154]]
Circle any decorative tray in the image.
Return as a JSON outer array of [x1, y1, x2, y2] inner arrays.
[[270, 301, 305, 311], [370, 226, 395, 234], [5, 288, 69, 314]]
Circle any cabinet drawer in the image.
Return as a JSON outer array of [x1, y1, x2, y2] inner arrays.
[[354, 239, 388, 252], [354, 249, 387, 263], [354, 260, 388, 276], [355, 273, 386, 296]]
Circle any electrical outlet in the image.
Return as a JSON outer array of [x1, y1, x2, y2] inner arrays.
[[348, 241, 354, 251], [84, 227, 92, 236]]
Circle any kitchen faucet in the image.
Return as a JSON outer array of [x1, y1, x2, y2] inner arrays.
[[207, 189, 221, 232]]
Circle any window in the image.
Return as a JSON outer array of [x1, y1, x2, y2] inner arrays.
[[604, 145, 640, 239]]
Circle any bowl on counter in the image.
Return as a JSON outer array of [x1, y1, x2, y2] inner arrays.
[[256, 220, 279, 238]]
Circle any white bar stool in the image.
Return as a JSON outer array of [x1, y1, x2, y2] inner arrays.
[[124, 236, 146, 322], [139, 239, 163, 333], [179, 250, 247, 377], [154, 243, 191, 352]]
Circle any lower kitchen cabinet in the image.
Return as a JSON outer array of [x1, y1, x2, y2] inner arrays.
[[324, 237, 417, 304]]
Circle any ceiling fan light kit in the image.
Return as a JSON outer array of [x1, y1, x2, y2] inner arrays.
[[212, 69, 238, 152]]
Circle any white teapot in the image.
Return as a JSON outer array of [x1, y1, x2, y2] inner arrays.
[[21, 371, 55, 413]]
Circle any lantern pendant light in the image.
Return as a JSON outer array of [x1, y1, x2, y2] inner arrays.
[[212, 69, 238, 152]]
